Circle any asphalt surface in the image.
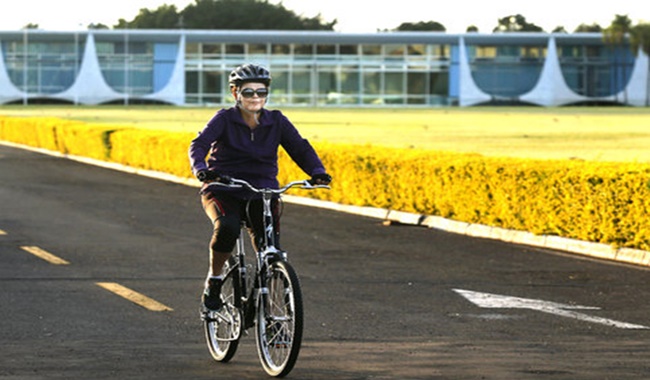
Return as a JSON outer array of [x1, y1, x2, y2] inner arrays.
[[1, 143, 650, 380]]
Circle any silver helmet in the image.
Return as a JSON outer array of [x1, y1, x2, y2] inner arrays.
[[228, 64, 271, 87]]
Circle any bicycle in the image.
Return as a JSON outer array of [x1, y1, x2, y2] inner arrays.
[[200, 178, 329, 377]]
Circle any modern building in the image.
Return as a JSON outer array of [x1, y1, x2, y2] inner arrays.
[[0, 29, 647, 107]]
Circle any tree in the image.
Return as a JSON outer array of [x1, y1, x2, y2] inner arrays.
[[115, 4, 181, 29], [181, 0, 335, 30], [630, 23, 650, 55], [22, 23, 39, 29], [466, 25, 479, 33], [87, 23, 110, 30], [394, 21, 445, 32], [603, 14, 632, 45], [493, 14, 543, 32], [552, 26, 568, 34], [575, 23, 602, 33], [114, 0, 336, 30]]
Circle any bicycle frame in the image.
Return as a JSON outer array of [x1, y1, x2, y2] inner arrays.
[[209, 179, 328, 323]]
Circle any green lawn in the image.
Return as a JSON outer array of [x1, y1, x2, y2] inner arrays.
[[2, 105, 650, 163]]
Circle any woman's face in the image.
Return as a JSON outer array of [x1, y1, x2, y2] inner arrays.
[[234, 82, 268, 113]]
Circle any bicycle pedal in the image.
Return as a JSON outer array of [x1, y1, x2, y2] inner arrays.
[[200, 307, 225, 322]]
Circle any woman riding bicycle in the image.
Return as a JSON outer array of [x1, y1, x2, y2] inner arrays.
[[188, 63, 332, 312]]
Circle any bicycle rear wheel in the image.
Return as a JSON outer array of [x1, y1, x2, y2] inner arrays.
[[255, 260, 303, 377], [203, 259, 242, 362]]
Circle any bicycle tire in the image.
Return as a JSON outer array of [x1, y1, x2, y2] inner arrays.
[[255, 260, 303, 377], [203, 258, 242, 362]]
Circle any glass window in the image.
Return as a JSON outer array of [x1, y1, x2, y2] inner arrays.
[[268, 70, 288, 104], [248, 43, 267, 55], [95, 42, 114, 55], [112, 41, 150, 55], [407, 44, 426, 56], [225, 43, 244, 60], [293, 44, 313, 56], [363, 72, 380, 94], [559, 45, 581, 59], [340, 68, 359, 95], [202, 43, 221, 57], [429, 44, 449, 58], [317, 44, 336, 55], [475, 46, 497, 59], [496, 45, 519, 59], [318, 71, 337, 95], [340, 44, 358, 55], [185, 70, 198, 93], [188, 70, 221, 104], [225, 44, 244, 55], [520, 46, 545, 59], [385, 72, 404, 95], [186, 42, 199, 55], [271, 44, 290, 55], [362, 44, 381, 56], [202, 71, 222, 94], [586, 46, 601, 58], [407, 72, 426, 95], [430, 71, 449, 95], [385, 44, 405, 57], [292, 70, 311, 94]]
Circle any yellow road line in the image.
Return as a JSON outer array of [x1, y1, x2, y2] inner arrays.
[[0, 229, 6, 235], [96, 282, 173, 312], [20, 246, 70, 265]]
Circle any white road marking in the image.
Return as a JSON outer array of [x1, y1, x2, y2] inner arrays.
[[453, 288, 649, 330]]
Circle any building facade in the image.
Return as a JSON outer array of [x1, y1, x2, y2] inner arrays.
[[0, 29, 647, 107]]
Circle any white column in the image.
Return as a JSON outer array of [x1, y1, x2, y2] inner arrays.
[[52, 32, 123, 105], [520, 36, 585, 106], [619, 47, 649, 107], [458, 36, 491, 107]]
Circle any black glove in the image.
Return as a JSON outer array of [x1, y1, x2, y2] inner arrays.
[[196, 169, 231, 184], [309, 173, 332, 185], [196, 169, 216, 182]]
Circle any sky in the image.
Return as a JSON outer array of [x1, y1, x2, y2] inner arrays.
[[0, 0, 647, 33]]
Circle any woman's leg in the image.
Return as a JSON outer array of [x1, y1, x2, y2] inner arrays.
[[200, 192, 242, 309]]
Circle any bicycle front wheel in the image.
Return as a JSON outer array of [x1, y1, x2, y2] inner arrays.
[[255, 260, 303, 377], [203, 259, 242, 362]]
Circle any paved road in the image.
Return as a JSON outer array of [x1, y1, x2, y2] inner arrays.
[[1, 144, 650, 380]]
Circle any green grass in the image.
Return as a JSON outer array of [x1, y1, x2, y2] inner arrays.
[[2, 105, 650, 163]]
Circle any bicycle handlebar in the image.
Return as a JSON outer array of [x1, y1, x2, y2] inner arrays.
[[206, 178, 330, 195]]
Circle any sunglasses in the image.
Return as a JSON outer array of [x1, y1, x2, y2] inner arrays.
[[239, 88, 269, 98]]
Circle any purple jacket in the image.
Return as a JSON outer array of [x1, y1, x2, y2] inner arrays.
[[188, 107, 326, 198]]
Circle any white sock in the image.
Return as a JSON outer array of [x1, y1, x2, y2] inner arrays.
[[206, 274, 223, 285]]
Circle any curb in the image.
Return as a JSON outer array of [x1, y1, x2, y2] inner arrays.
[[284, 195, 650, 268], [3, 140, 649, 268]]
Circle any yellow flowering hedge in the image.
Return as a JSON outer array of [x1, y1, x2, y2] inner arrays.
[[280, 143, 650, 251], [109, 128, 195, 178], [0, 116, 120, 160], [1, 116, 649, 251]]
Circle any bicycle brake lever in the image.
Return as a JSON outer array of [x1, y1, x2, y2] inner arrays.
[[207, 181, 243, 188], [301, 182, 331, 190]]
